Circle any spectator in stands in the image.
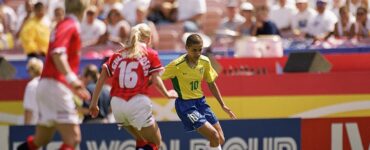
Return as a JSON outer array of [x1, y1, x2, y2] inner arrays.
[[35, 0, 65, 19], [237, 2, 255, 36], [0, 22, 14, 50], [15, 0, 34, 38], [122, 0, 151, 25], [347, 0, 368, 16], [50, 7, 65, 29], [147, 2, 177, 25], [105, 8, 130, 45], [19, 2, 51, 58], [291, 0, 317, 38], [134, 6, 159, 48], [269, 0, 297, 34], [177, 0, 206, 32], [0, 0, 17, 34], [252, 5, 280, 36], [80, 64, 111, 123], [330, 0, 346, 17], [350, 6, 370, 39], [216, 1, 254, 52], [305, 0, 337, 40], [333, 6, 355, 38], [81, 5, 107, 47], [219, 0, 245, 32], [269, 0, 296, 7], [23, 58, 43, 125], [99, 0, 123, 20]]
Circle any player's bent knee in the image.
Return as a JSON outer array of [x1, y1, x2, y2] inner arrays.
[[209, 130, 221, 145]]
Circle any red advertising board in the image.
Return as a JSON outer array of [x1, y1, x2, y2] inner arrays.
[[302, 117, 370, 150]]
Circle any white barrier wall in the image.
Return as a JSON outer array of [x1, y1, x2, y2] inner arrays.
[[0, 126, 9, 150]]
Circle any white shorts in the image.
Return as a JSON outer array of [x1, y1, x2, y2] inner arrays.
[[36, 78, 79, 127], [111, 94, 154, 130]]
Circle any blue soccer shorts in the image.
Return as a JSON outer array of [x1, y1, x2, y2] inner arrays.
[[175, 96, 218, 131]]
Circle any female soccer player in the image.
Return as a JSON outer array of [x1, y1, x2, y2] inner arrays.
[[17, 0, 90, 150], [89, 23, 177, 150], [161, 33, 236, 150]]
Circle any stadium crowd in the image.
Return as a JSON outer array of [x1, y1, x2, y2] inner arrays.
[[0, 0, 369, 56]]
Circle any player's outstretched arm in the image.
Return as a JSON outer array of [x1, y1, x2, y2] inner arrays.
[[152, 72, 178, 99], [207, 81, 237, 119], [89, 65, 108, 118]]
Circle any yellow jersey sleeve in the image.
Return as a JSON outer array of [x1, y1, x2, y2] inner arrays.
[[161, 61, 177, 80], [203, 57, 218, 83]]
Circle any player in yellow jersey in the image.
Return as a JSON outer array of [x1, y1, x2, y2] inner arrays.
[[161, 34, 236, 150]]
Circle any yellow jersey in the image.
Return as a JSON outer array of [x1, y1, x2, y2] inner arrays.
[[161, 54, 218, 100], [20, 16, 50, 55]]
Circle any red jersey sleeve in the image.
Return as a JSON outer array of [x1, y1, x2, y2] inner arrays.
[[147, 48, 163, 74], [103, 53, 120, 77], [50, 23, 75, 54]]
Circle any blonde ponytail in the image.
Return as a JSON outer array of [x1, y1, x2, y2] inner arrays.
[[124, 23, 151, 58]]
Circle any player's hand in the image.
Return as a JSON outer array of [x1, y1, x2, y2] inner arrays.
[[222, 105, 237, 119], [166, 89, 178, 99], [71, 80, 91, 100], [89, 104, 99, 118]]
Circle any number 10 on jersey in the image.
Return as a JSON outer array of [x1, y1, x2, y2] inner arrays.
[[190, 80, 199, 91]]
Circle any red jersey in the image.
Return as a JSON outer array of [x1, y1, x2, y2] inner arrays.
[[41, 15, 82, 85], [104, 48, 163, 100]]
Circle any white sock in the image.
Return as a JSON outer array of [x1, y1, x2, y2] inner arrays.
[[209, 145, 221, 150]]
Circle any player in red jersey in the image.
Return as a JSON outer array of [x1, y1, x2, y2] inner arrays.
[[89, 23, 178, 150], [17, 0, 90, 150]]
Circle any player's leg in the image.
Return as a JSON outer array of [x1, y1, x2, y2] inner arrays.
[[55, 123, 81, 149], [33, 125, 57, 147], [51, 79, 81, 149], [175, 97, 221, 149], [212, 122, 225, 145], [197, 122, 221, 149], [124, 123, 161, 150], [128, 95, 161, 150], [197, 98, 222, 149], [111, 97, 152, 149], [123, 125, 149, 149], [204, 108, 225, 145], [17, 125, 56, 150], [137, 121, 162, 149]]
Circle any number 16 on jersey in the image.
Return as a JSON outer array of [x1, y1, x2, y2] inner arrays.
[[119, 61, 139, 88]]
